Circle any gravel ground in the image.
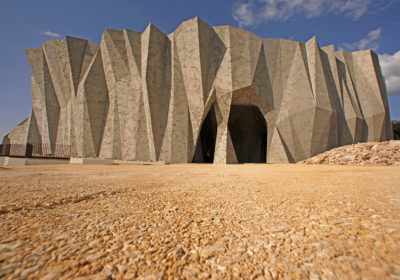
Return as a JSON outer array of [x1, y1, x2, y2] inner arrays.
[[301, 140, 400, 165], [0, 163, 400, 279]]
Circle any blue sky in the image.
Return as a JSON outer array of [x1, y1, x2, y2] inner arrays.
[[1, 0, 399, 139]]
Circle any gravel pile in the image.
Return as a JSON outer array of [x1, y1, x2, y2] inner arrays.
[[0, 164, 400, 279], [300, 140, 400, 165]]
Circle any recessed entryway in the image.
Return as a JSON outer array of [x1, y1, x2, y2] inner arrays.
[[228, 105, 267, 163]]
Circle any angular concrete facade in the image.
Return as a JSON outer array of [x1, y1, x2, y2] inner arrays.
[[2, 17, 393, 163]]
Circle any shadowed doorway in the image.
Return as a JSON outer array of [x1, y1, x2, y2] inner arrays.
[[192, 105, 218, 163], [228, 105, 267, 163]]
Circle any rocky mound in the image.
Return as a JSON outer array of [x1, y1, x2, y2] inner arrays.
[[300, 140, 400, 165]]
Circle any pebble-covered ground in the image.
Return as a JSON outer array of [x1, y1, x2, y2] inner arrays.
[[0, 163, 400, 279]]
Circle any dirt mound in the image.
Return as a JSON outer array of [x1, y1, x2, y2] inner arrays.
[[300, 140, 400, 165]]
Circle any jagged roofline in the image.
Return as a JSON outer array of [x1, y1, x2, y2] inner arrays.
[[4, 16, 392, 163], [25, 17, 375, 58]]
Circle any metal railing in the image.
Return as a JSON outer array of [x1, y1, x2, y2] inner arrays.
[[0, 143, 71, 159]]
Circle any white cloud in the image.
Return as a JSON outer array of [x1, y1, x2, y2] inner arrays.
[[232, 0, 397, 27], [379, 51, 400, 96], [332, 0, 372, 20], [232, 1, 257, 27], [341, 28, 381, 51], [42, 30, 61, 38]]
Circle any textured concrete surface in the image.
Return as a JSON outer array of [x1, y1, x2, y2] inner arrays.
[[0, 164, 399, 279], [0, 157, 69, 166], [3, 17, 393, 163], [69, 158, 114, 165]]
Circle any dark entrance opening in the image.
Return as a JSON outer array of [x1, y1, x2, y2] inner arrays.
[[228, 105, 267, 163], [192, 105, 218, 163]]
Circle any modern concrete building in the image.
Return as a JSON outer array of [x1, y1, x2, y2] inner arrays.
[[1, 17, 393, 163]]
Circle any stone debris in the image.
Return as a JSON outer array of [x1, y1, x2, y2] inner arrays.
[[300, 140, 400, 165], [0, 164, 400, 279]]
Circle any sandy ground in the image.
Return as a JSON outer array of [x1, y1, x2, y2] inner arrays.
[[0, 163, 400, 280]]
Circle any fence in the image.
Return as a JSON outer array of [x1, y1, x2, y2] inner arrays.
[[0, 143, 71, 159]]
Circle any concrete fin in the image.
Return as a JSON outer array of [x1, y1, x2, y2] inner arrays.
[[337, 53, 363, 118], [275, 118, 295, 163], [82, 98, 96, 157], [82, 51, 109, 157], [263, 39, 280, 87], [307, 38, 336, 113], [213, 123, 228, 164], [140, 25, 155, 160], [279, 43, 314, 121], [101, 29, 136, 159], [339, 69, 358, 143], [142, 23, 171, 160], [351, 51, 386, 141], [25, 47, 48, 100], [43, 39, 73, 145], [305, 37, 320, 99], [27, 110, 41, 144], [80, 41, 99, 83], [279, 39, 299, 98], [197, 18, 227, 104], [41, 52, 60, 147], [252, 43, 274, 111], [289, 113, 310, 161], [43, 39, 72, 105], [99, 92, 120, 159], [267, 127, 289, 163], [170, 39, 190, 162], [213, 27, 233, 94], [215, 88, 232, 124], [226, 129, 238, 164], [298, 42, 314, 100], [202, 89, 217, 124], [174, 18, 205, 148], [340, 51, 366, 142], [230, 27, 262, 91], [311, 107, 333, 156], [66, 36, 99, 96], [321, 45, 341, 103], [31, 76, 46, 142], [187, 110, 195, 162], [102, 29, 130, 80], [112, 95, 122, 158], [278, 128, 295, 163], [124, 29, 142, 76], [212, 98, 233, 164], [66, 36, 87, 92], [339, 51, 364, 119], [371, 53, 393, 140], [134, 92, 151, 160]]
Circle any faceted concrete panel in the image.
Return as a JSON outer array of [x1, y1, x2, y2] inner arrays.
[[27, 110, 42, 146], [5, 17, 393, 163], [25, 47, 60, 148], [123, 29, 152, 161], [43, 39, 72, 145], [82, 51, 108, 157], [30, 76, 47, 143], [141, 24, 171, 161], [101, 29, 136, 160]]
